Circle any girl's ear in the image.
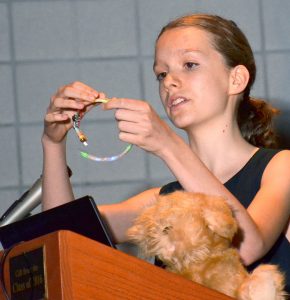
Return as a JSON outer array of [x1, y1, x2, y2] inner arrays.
[[228, 65, 250, 95]]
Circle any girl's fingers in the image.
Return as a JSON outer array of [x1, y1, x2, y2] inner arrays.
[[118, 120, 142, 134], [45, 112, 70, 123], [53, 81, 107, 101], [118, 131, 135, 144], [114, 109, 141, 122], [69, 81, 99, 98], [104, 98, 147, 111], [55, 83, 107, 108], [67, 82, 107, 102], [98, 92, 107, 99], [59, 86, 96, 103], [50, 97, 85, 111], [118, 131, 147, 146]]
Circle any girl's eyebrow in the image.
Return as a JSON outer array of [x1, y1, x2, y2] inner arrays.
[[180, 48, 204, 56], [181, 48, 202, 53], [153, 48, 204, 70], [153, 59, 164, 72], [153, 61, 159, 71]]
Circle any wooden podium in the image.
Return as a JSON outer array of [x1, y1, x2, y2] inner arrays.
[[0, 230, 233, 299]]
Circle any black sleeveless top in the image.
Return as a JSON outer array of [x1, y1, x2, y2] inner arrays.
[[159, 148, 290, 292]]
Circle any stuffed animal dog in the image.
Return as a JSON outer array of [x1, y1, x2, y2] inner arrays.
[[127, 191, 286, 300]]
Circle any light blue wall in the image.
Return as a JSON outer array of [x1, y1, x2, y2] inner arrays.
[[0, 0, 290, 216]]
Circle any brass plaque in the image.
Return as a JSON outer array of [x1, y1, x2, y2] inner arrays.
[[9, 247, 46, 300]]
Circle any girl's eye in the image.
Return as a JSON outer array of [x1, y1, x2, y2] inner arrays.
[[156, 72, 167, 81], [185, 62, 198, 70]]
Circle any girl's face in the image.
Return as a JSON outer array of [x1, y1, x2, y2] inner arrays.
[[154, 27, 234, 131]]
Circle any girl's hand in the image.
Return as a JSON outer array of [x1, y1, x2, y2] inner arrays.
[[43, 81, 106, 144], [104, 98, 175, 156]]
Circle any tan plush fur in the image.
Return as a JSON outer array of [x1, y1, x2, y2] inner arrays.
[[127, 191, 286, 299]]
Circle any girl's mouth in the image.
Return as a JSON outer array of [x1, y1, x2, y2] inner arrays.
[[169, 97, 189, 109], [171, 97, 187, 106]]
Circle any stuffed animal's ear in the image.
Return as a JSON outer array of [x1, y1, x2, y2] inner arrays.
[[126, 205, 157, 246], [127, 224, 140, 239], [203, 205, 238, 240], [127, 222, 147, 243]]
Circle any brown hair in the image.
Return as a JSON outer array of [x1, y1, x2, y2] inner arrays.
[[157, 14, 279, 148]]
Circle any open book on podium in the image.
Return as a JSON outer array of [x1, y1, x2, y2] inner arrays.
[[0, 196, 233, 299]]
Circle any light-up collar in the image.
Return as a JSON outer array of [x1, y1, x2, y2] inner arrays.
[[72, 98, 132, 162]]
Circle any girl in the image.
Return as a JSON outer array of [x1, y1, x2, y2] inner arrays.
[[42, 14, 290, 292]]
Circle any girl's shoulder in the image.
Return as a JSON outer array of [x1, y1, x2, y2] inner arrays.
[[256, 148, 290, 168], [266, 149, 290, 167], [262, 148, 290, 186]]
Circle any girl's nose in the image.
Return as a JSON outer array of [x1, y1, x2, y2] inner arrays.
[[163, 73, 181, 91]]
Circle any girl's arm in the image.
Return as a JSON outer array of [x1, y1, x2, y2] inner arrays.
[[41, 136, 74, 210], [41, 82, 160, 243], [99, 187, 160, 243], [104, 98, 290, 265], [42, 81, 104, 210], [160, 135, 290, 265]]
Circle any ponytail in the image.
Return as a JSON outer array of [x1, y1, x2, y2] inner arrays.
[[237, 96, 280, 148]]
